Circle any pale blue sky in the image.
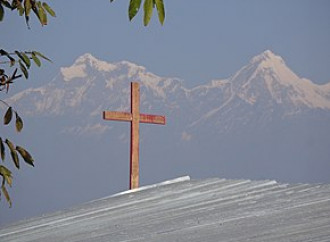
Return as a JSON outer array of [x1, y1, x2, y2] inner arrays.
[[1, 0, 330, 226], [1, 0, 329, 92]]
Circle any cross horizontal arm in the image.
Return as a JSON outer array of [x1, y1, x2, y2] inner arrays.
[[103, 111, 132, 122], [103, 111, 165, 125], [140, 114, 166, 125]]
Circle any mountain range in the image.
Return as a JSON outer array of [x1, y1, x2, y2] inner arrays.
[[7, 50, 330, 137], [2, 50, 330, 225]]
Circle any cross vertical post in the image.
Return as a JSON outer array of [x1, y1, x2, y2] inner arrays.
[[130, 82, 140, 189], [103, 82, 166, 190]]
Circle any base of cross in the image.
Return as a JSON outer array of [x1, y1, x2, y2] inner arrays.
[[103, 82, 166, 189]]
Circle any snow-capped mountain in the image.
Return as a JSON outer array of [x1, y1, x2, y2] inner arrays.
[[8, 53, 183, 116], [186, 50, 330, 133], [3, 50, 330, 214], [232, 50, 330, 109], [6, 50, 330, 136], [6, 53, 187, 134]]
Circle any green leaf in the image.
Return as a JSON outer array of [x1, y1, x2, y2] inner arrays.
[[143, 0, 153, 26], [15, 112, 23, 132], [16, 146, 34, 167], [24, 0, 32, 16], [4, 107, 12, 125], [0, 3, 4, 22], [31, 3, 40, 20], [18, 60, 29, 79], [0, 165, 13, 186], [0, 165, 12, 177], [1, 184, 12, 207], [4, 139, 14, 151], [17, 2, 24, 16], [0, 138, 5, 161], [15, 51, 31, 69], [5, 139, 19, 169], [154, 0, 165, 25], [38, 4, 47, 25], [21, 52, 31, 68], [14, 50, 22, 58], [128, 0, 142, 21], [42, 2, 55, 17], [34, 51, 51, 62], [31, 52, 41, 67], [10, 150, 19, 169], [4, 174, 12, 187]]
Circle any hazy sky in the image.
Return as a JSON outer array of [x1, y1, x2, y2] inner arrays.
[[1, 0, 330, 226], [1, 0, 329, 92]]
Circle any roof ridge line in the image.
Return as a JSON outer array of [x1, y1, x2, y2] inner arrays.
[[110, 176, 191, 198]]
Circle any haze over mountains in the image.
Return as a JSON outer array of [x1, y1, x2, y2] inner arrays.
[[2, 50, 330, 225], [7, 50, 330, 135]]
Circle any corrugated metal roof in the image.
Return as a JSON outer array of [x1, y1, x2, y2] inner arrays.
[[1, 176, 330, 242]]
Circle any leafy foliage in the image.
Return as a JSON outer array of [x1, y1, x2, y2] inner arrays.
[[0, 102, 35, 206], [111, 0, 165, 26], [0, 165, 12, 207], [0, 0, 56, 27], [0, 50, 51, 92], [0, 0, 53, 207]]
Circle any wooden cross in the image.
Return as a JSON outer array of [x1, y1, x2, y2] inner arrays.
[[103, 82, 166, 189]]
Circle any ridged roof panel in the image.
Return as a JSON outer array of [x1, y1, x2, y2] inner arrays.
[[1, 177, 330, 242]]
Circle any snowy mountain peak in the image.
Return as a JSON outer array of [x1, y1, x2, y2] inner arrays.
[[251, 50, 283, 65], [249, 50, 292, 77], [118, 60, 146, 71], [228, 51, 330, 110], [256, 51, 298, 82], [74, 53, 99, 64], [232, 51, 296, 89], [72, 53, 117, 71], [60, 53, 117, 81]]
